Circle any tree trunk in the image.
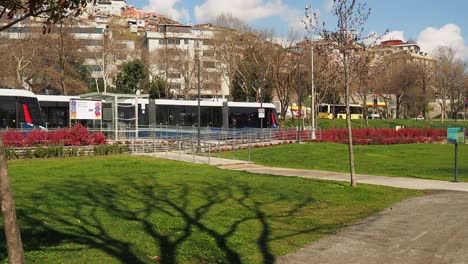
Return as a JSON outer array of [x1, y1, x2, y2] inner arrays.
[[344, 54, 356, 187], [441, 101, 446, 123], [95, 78, 100, 93], [0, 136, 25, 264]]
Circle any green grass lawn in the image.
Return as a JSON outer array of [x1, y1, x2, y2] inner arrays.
[[282, 117, 468, 129], [1, 156, 420, 263], [221, 143, 468, 181]]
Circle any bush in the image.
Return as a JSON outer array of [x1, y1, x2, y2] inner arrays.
[[319, 128, 447, 145], [5, 148, 18, 159], [93, 143, 128, 156], [2, 124, 107, 147]]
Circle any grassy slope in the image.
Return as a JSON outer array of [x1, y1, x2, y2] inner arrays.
[[1, 156, 420, 263], [221, 143, 468, 181]]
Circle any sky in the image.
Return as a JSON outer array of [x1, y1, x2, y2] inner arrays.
[[126, 0, 468, 61]]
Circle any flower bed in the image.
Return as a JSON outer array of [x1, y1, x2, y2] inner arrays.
[[319, 128, 450, 145], [2, 124, 107, 147]]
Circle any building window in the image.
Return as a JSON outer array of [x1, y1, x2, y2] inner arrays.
[[167, 38, 180, 45], [203, 50, 215, 57], [203, 61, 216, 69], [82, 39, 102, 46], [170, 83, 181, 90], [202, 40, 212, 46], [86, 65, 102, 72], [159, 39, 166, 45], [184, 39, 189, 44], [167, 72, 181, 79], [206, 72, 221, 80]]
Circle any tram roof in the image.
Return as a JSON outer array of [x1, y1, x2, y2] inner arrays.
[[37, 95, 80, 102], [80, 92, 150, 101], [0, 88, 36, 97]]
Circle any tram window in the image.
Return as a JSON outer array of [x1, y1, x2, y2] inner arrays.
[[0, 99, 16, 128]]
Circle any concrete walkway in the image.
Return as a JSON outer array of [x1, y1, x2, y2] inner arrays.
[[219, 163, 468, 192], [135, 152, 252, 166], [276, 190, 468, 264], [136, 152, 468, 192]]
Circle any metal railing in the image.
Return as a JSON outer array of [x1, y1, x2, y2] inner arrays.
[[122, 127, 321, 162]]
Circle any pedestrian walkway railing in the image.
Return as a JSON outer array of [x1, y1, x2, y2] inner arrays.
[[122, 127, 321, 164]]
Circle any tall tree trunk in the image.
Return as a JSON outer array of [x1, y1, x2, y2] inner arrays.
[[441, 101, 446, 123], [59, 22, 67, 95], [396, 95, 401, 119], [0, 136, 25, 264], [344, 54, 356, 187]]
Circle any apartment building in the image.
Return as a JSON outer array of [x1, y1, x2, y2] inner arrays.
[[93, 0, 129, 16], [143, 24, 229, 99], [372, 39, 435, 64]]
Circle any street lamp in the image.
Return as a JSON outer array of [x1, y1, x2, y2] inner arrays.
[[310, 38, 316, 140], [304, 4, 316, 140], [297, 53, 302, 144], [196, 56, 201, 152]]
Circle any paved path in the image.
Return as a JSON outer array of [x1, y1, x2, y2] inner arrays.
[[276, 191, 468, 264], [136, 153, 468, 263], [137, 152, 468, 192], [219, 163, 468, 192], [135, 152, 252, 166]]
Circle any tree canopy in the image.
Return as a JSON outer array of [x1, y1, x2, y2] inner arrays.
[[115, 60, 146, 94], [0, 0, 91, 32]]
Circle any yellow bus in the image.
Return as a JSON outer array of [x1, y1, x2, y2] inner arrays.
[[318, 104, 363, 119]]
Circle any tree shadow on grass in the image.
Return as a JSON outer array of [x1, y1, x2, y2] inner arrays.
[[0, 178, 334, 263]]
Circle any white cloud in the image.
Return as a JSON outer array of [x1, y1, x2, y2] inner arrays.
[[143, 0, 190, 22], [417, 24, 468, 60], [194, 0, 304, 31]]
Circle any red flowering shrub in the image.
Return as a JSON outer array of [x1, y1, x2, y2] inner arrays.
[[319, 128, 447, 145], [24, 130, 47, 146], [2, 131, 24, 147], [2, 124, 107, 147], [93, 132, 107, 145]]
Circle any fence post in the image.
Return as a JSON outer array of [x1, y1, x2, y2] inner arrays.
[[232, 137, 235, 160], [178, 141, 181, 160], [208, 144, 211, 164], [192, 140, 195, 162], [248, 141, 251, 163], [217, 134, 220, 158]]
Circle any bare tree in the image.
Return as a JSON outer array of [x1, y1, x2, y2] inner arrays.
[[268, 32, 299, 125], [378, 55, 419, 119], [211, 15, 252, 98], [305, 0, 374, 187], [39, 21, 89, 95], [415, 59, 434, 119], [352, 51, 374, 126], [433, 47, 466, 122], [232, 31, 274, 102], [0, 30, 43, 90]]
